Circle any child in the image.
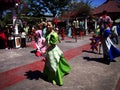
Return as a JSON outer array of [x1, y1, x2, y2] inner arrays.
[[34, 30, 46, 61], [61, 27, 65, 40], [90, 34, 101, 53]]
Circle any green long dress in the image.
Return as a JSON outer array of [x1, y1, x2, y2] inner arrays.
[[43, 31, 71, 86]]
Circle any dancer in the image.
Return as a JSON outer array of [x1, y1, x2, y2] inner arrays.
[[43, 21, 71, 86], [98, 10, 120, 64], [89, 34, 101, 53], [34, 25, 46, 60]]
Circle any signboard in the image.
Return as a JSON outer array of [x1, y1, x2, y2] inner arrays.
[[15, 36, 21, 48]]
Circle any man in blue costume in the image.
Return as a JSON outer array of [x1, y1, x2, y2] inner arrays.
[[98, 10, 120, 64]]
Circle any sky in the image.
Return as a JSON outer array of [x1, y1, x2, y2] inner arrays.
[[77, 0, 106, 7], [91, 0, 106, 7]]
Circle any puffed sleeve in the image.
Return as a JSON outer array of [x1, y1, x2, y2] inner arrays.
[[49, 33, 58, 45]]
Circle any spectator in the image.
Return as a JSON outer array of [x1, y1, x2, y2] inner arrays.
[[72, 18, 80, 42], [111, 22, 119, 44], [0, 27, 8, 49]]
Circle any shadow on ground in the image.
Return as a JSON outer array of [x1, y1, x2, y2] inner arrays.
[[82, 50, 102, 55], [83, 56, 104, 63], [65, 40, 77, 43], [83, 56, 116, 65], [30, 50, 36, 54], [24, 70, 47, 81]]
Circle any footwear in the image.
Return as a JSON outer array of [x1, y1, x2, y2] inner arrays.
[[52, 80, 56, 85], [41, 58, 46, 62], [105, 58, 110, 65]]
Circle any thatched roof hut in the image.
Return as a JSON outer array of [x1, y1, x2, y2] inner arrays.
[[92, 0, 120, 20]]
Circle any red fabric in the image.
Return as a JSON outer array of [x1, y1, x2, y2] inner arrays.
[[61, 28, 65, 39], [53, 19, 58, 25], [0, 32, 7, 40], [61, 33, 65, 39], [0, 32, 8, 48], [33, 43, 37, 49], [41, 58, 46, 62], [102, 15, 107, 18], [72, 29, 75, 38], [79, 31, 83, 37], [35, 51, 41, 57]]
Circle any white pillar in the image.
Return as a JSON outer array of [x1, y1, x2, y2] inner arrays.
[[85, 18, 88, 35], [15, 24, 19, 34], [12, 8, 16, 25], [95, 20, 97, 30], [12, 7, 19, 35]]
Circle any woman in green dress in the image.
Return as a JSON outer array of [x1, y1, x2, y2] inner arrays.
[[43, 22, 71, 86]]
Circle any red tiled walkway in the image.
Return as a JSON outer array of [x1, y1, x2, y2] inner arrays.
[[0, 44, 90, 90], [0, 43, 119, 90], [115, 79, 120, 90]]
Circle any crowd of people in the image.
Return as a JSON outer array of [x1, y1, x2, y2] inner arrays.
[[0, 10, 120, 85], [0, 16, 94, 49]]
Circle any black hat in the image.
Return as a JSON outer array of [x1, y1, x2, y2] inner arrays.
[[102, 10, 107, 14]]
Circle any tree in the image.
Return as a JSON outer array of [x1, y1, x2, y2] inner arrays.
[[22, 0, 47, 16], [23, 0, 72, 17], [43, 0, 72, 17], [66, 0, 93, 18], [78, 0, 93, 17]]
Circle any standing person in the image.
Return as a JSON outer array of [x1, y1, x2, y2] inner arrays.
[[67, 22, 72, 37], [29, 26, 36, 41], [43, 22, 71, 86], [111, 22, 119, 44], [98, 10, 113, 36], [79, 19, 84, 38], [55, 26, 61, 43], [95, 25, 100, 36], [0, 27, 8, 49], [21, 32, 26, 48], [61, 27, 65, 40], [8, 33, 14, 49], [116, 23, 120, 44], [42, 22, 47, 38], [24, 24, 29, 42], [95, 25, 101, 53], [72, 18, 80, 42], [98, 10, 120, 64]]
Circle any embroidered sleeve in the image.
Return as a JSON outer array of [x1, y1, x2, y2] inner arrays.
[[49, 34, 58, 45]]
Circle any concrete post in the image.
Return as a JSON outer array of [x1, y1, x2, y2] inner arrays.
[[85, 18, 88, 35]]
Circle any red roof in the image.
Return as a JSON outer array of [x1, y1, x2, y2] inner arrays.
[[93, 0, 120, 15], [58, 9, 80, 20]]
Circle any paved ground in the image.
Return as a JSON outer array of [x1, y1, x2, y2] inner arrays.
[[0, 35, 120, 90]]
